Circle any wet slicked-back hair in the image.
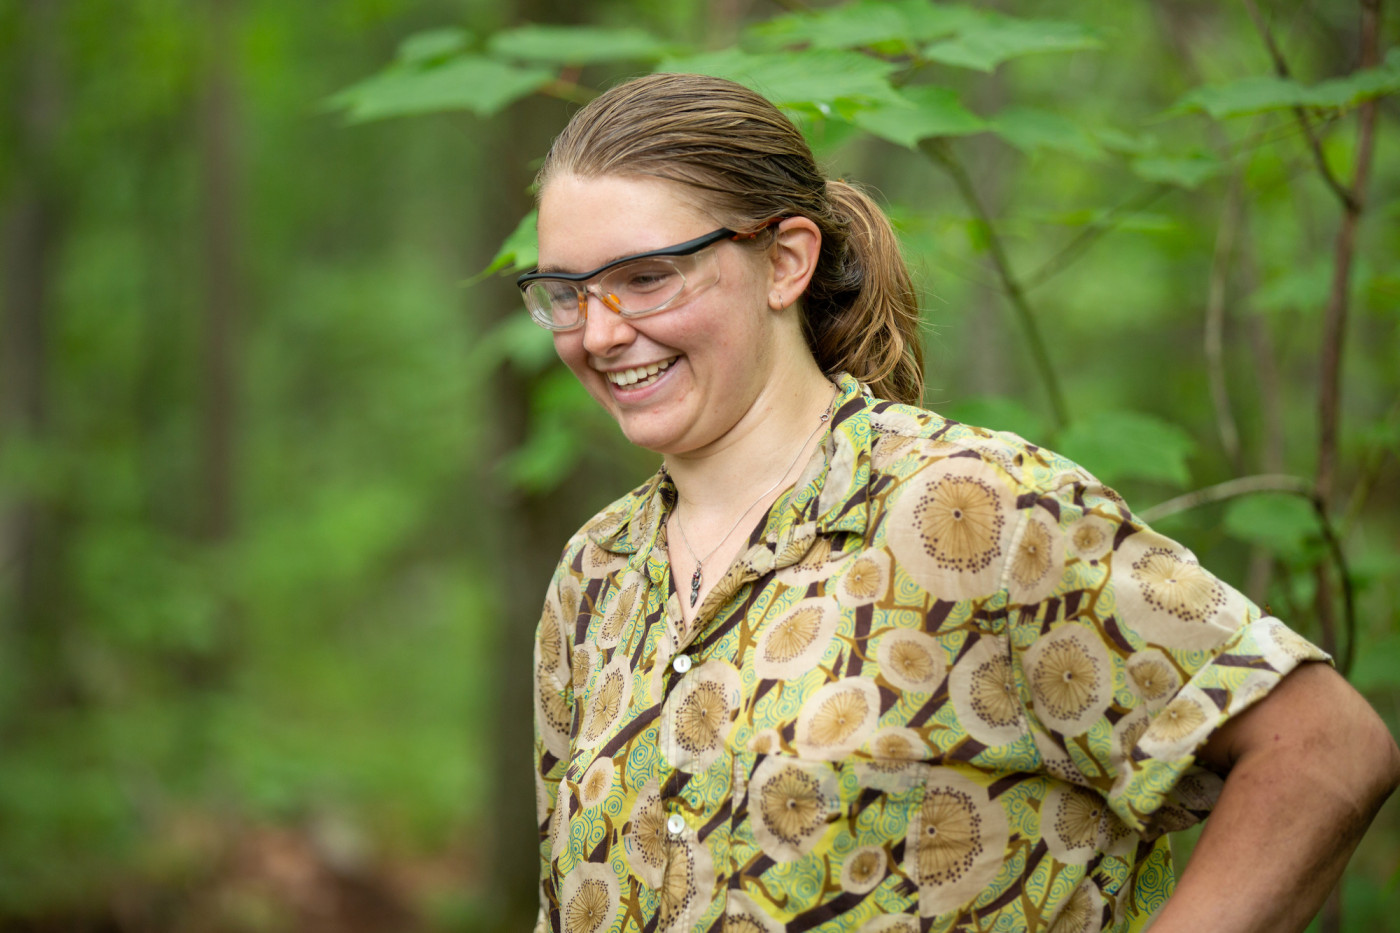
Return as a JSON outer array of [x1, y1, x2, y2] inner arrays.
[[537, 72, 925, 405]]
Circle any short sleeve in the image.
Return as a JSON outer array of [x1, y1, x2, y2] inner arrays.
[[1006, 473, 1330, 838], [533, 563, 575, 919]]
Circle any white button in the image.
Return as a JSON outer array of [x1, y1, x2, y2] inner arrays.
[[666, 814, 686, 835], [672, 655, 692, 674]]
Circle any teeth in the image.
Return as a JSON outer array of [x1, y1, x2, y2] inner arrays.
[[606, 357, 675, 388]]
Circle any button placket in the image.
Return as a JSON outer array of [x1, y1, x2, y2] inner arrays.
[[659, 640, 691, 855]]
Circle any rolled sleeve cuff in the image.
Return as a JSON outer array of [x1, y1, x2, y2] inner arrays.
[[1107, 615, 1331, 837]]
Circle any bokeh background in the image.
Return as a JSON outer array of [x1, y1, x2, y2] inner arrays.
[[1, 1, 1397, 930]]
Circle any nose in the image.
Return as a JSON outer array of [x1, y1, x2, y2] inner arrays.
[[579, 289, 635, 358]]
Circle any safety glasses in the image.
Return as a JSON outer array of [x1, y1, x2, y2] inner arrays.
[[517, 225, 773, 331]]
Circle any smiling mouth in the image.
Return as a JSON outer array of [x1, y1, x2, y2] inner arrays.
[[605, 357, 677, 388]]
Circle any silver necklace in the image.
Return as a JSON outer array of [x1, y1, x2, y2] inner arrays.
[[672, 382, 838, 607]]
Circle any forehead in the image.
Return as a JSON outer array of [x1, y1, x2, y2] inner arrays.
[[536, 174, 719, 273]]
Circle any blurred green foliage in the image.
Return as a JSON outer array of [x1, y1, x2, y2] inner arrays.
[[1, 1, 1398, 931]]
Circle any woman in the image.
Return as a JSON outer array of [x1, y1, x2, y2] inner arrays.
[[523, 73, 1398, 933]]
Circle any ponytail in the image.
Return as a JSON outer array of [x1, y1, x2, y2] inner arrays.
[[539, 73, 926, 405], [805, 180, 925, 406]]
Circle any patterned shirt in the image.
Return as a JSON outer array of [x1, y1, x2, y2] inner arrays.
[[533, 374, 1326, 933]]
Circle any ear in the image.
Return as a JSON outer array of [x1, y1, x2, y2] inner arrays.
[[766, 216, 821, 311]]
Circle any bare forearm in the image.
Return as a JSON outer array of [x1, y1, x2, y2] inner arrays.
[[1151, 664, 1400, 933], [1153, 754, 1379, 931]]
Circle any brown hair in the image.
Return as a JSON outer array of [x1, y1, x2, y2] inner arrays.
[[537, 72, 925, 405]]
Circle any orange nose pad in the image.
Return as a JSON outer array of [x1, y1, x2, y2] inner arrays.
[[577, 289, 625, 319]]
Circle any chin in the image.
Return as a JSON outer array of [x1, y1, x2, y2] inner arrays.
[[617, 423, 678, 455], [615, 409, 705, 455], [603, 395, 693, 455]]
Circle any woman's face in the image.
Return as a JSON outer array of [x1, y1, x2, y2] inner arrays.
[[537, 173, 785, 456]]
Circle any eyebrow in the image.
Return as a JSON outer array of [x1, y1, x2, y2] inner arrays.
[[522, 228, 737, 283], [536, 249, 637, 275]]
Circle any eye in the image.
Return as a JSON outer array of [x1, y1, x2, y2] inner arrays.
[[541, 281, 579, 308], [614, 260, 680, 294], [525, 281, 582, 318]]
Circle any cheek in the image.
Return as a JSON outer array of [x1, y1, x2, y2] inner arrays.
[[553, 334, 592, 382], [551, 331, 575, 358], [553, 334, 615, 405]]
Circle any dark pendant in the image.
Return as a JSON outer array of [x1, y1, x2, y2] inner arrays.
[[690, 567, 702, 606]]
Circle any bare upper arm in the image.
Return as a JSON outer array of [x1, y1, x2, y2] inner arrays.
[[1196, 661, 1400, 800]]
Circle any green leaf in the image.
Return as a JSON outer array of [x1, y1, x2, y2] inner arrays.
[[897, 1, 987, 44], [487, 25, 681, 65], [1357, 416, 1400, 460], [1308, 49, 1400, 108], [471, 210, 538, 284], [1348, 542, 1400, 597], [1032, 208, 1176, 234], [1129, 153, 1222, 189], [921, 14, 1102, 72], [329, 55, 554, 122], [1091, 127, 1160, 156], [657, 48, 905, 118], [989, 106, 1103, 159], [1171, 75, 1310, 119], [1173, 50, 1400, 118], [1364, 272, 1400, 318], [745, 0, 978, 52], [396, 28, 472, 66], [1351, 633, 1400, 693], [941, 395, 1049, 442], [1222, 493, 1320, 563], [500, 369, 598, 493], [1056, 410, 1196, 487], [468, 313, 556, 375], [851, 85, 986, 150], [1251, 259, 1333, 316], [797, 115, 867, 161]]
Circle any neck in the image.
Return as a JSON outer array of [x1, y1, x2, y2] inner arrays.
[[664, 365, 836, 519]]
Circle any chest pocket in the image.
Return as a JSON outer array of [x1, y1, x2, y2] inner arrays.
[[728, 749, 924, 924]]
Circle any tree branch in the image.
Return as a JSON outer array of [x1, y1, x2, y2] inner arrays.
[[537, 77, 597, 106], [1315, 0, 1381, 505], [1138, 474, 1311, 523], [1023, 184, 1172, 292], [1340, 394, 1399, 535], [1312, 499, 1357, 676], [918, 138, 1069, 429], [1205, 176, 1245, 471], [1241, 0, 1359, 212]]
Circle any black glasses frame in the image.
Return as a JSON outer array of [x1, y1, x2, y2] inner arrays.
[[516, 227, 739, 289]]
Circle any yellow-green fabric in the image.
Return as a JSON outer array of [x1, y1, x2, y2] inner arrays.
[[533, 374, 1326, 933]]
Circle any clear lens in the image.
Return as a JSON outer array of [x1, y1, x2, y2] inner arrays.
[[598, 259, 686, 312], [521, 244, 721, 331], [523, 280, 582, 329]]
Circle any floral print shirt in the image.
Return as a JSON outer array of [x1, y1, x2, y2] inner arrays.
[[533, 374, 1326, 933]]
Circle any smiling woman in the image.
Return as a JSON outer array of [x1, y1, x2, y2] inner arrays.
[[524, 73, 1399, 933], [534, 170, 827, 460]]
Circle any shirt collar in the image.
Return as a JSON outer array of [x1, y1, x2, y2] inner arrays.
[[587, 373, 873, 563]]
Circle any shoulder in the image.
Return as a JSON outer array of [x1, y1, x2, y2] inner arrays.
[[866, 397, 1114, 504], [859, 395, 1144, 600]]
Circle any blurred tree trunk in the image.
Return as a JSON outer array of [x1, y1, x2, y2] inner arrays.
[[707, 0, 758, 45], [199, 0, 242, 545], [482, 3, 591, 929], [1, 0, 64, 673]]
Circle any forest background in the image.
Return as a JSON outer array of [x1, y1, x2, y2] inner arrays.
[[2, 0, 1398, 931]]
